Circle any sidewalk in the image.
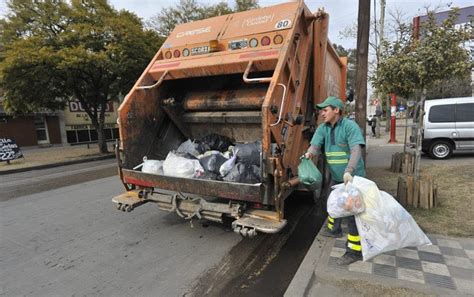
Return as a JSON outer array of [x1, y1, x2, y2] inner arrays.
[[0, 143, 115, 174], [286, 227, 474, 296], [285, 120, 474, 296]]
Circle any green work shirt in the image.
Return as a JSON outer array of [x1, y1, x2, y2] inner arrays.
[[310, 118, 366, 182]]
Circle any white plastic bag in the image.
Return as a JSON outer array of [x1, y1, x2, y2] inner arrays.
[[163, 152, 204, 178], [133, 157, 164, 175], [176, 139, 200, 156], [352, 176, 431, 261], [219, 149, 238, 177], [327, 183, 365, 218], [197, 150, 225, 159], [142, 157, 163, 175]]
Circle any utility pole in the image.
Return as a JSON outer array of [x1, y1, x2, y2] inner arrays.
[[355, 0, 370, 162], [376, 0, 386, 137]]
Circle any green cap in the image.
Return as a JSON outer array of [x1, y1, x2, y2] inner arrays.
[[316, 96, 344, 111]]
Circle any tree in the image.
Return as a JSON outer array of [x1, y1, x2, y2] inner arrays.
[[372, 8, 471, 181], [333, 44, 356, 93], [1, 0, 162, 153], [373, 9, 471, 100], [235, 0, 259, 12], [147, 0, 259, 37]]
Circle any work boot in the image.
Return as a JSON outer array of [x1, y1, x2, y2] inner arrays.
[[320, 228, 342, 238], [336, 252, 362, 265]]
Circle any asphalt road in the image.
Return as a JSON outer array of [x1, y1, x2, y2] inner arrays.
[[0, 159, 117, 201], [0, 164, 323, 297], [0, 176, 243, 296]]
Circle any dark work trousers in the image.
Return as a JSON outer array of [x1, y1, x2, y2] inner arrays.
[[327, 181, 362, 256]]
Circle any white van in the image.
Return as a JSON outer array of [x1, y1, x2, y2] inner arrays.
[[412, 97, 474, 159]]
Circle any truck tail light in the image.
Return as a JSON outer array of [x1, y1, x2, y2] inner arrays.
[[261, 36, 271, 46], [249, 38, 258, 48], [209, 40, 219, 52], [165, 51, 172, 59], [182, 48, 190, 57], [273, 34, 283, 44], [173, 50, 181, 58]]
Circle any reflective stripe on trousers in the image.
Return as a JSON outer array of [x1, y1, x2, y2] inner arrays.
[[327, 216, 335, 230], [347, 234, 362, 252]]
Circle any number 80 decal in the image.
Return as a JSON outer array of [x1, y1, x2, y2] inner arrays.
[[275, 19, 291, 30]]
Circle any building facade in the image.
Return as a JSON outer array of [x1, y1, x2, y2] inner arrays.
[[0, 101, 119, 147]]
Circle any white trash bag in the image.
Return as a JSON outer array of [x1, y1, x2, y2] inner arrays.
[[352, 176, 432, 261], [163, 152, 204, 178], [133, 157, 164, 175], [219, 149, 238, 177], [176, 139, 200, 157], [327, 183, 365, 218]]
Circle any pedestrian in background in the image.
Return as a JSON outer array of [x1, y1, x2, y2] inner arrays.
[[370, 116, 377, 137]]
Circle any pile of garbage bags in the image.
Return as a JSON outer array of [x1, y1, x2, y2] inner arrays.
[[134, 134, 262, 184]]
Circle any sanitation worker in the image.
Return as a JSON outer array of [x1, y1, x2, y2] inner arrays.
[[305, 96, 366, 265]]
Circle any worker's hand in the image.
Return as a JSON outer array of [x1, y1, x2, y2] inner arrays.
[[343, 172, 353, 185], [304, 152, 313, 159]]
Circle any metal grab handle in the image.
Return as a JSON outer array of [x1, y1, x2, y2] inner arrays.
[[269, 83, 287, 127], [136, 70, 168, 90], [243, 61, 272, 84]]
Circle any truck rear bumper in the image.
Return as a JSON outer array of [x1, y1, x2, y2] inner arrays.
[[112, 190, 286, 236]]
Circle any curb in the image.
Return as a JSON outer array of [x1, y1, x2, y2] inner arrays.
[[0, 154, 115, 175], [284, 220, 329, 297]]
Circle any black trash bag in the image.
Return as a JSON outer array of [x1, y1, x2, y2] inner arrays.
[[234, 140, 262, 166], [196, 134, 234, 153], [223, 163, 261, 184], [178, 152, 198, 160], [199, 154, 228, 174], [251, 165, 261, 182], [197, 171, 219, 180]]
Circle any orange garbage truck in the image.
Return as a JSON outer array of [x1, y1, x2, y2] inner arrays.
[[112, 1, 347, 237]]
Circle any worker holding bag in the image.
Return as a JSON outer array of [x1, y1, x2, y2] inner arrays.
[[303, 96, 366, 265]]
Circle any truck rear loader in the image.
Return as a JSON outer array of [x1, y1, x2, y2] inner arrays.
[[112, 1, 347, 237]]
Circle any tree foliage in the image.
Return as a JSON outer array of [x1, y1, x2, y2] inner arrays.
[[147, 0, 259, 37], [0, 0, 162, 153], [333, 44, 356, 93], [372, 9, 472, 99]]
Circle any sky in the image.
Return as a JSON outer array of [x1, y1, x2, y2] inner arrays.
[[1, 0, 471, 48], [0, 0, 471, 98], [105, 0, 473, 48]]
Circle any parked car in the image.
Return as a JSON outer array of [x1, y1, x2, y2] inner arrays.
[[411, 97, 474, 159]]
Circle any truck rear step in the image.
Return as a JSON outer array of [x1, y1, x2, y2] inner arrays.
[[112, 190, 285, 236]]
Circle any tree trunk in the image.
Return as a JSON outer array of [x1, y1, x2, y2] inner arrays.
[[414, 90, 426, 179], [96, 121, 108, 154], [355, 0, 371, 164], [413, 89, 426, 195], [96, 102, 109, 154]]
